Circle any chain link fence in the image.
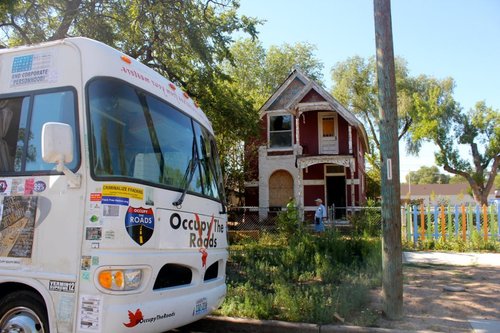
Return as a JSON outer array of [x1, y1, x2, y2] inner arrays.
[[227, 206, 382, 241]]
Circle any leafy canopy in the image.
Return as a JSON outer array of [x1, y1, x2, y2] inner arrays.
[[405, 166, 450, 184], [224, 38, 324, 110], [331, 56, 459, 168], [0, 0, 262, 198]]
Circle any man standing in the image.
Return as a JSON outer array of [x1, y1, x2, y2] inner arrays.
[[314, 198, 326, 232]]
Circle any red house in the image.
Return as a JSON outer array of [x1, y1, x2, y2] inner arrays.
[[244, 68, 369, 220]]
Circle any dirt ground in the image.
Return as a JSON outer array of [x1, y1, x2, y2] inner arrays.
[[370, 263, 500, 332]]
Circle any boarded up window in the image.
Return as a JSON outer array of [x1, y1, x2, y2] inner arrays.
[[269, 170, 293, 207]]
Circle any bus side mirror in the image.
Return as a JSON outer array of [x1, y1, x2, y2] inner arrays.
[[42, 122, 81, 188], [42, 122, 74, 165]]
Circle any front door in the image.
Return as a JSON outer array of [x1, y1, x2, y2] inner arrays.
[[319, 113, 338, 154], [326, 176, 346, 219]]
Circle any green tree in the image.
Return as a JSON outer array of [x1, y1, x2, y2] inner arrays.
[[366, 167, 382, 199], [0, 0, 261, 200], [449, 174, 468, 184], [405, 166, 450, 184], [225, 38, 324, 109], [265, 42, 324, 89], [330, 57, 456, 173], [411, 99, 499, 205]]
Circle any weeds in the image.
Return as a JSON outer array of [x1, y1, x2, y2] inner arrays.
[[218, 229, 382, 325]]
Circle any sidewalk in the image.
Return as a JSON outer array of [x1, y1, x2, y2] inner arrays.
[[403, 251, 500, 267], [402, 251, 500, 333]]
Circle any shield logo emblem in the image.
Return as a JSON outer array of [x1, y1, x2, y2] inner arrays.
[[125, 207, 154, 245]]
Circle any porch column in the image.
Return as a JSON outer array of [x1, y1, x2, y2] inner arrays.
[[350, 159, 355, 209]]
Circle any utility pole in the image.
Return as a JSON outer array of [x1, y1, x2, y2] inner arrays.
[[373, 0, 403, 320]]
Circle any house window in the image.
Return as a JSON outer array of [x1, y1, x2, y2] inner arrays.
[[269, 114, 292, 148], [322, 117, 336, 138]]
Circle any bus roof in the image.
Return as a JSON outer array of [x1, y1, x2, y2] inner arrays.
[[0, 37, 214, 133]]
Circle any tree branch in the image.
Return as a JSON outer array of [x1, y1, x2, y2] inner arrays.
[[398, 116, 412, 140], [470, 142, 484, 176], [483, 154, 500, 195], [7, 15, 32, 44], [49, 0, 82, 41]]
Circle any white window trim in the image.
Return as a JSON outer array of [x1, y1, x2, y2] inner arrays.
[[267, 112, 294, 150]]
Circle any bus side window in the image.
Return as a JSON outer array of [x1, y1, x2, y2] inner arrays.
[[0, 90, 77, 174], [0, 97, 29, 173], [25, 91, 77, 171]]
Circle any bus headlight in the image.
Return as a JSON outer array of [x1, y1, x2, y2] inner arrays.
[[98, 269, 142, 291]]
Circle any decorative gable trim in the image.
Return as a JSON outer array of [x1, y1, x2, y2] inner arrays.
[[296, 102, 333, 113], [259, 70, 309, 117]]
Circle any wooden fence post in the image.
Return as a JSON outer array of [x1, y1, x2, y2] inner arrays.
[[440, 205, 446, 240], [412, 205, 418, 245], [483, 204, 488, 241], [468, 205, 473, 237], [461, 204, 466, 241], [406, 205, 411, 242], [447, 205, 453, 239], [497, 204, 500, 239], [491, 205, 498, 239], [475, 205, 481, 233], [433, 205, 439, 239], [426, 205, 432, 239], [420, 205, 425, 241]]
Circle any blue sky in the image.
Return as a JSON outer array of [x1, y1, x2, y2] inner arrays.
[[236, 0, 500, 180]]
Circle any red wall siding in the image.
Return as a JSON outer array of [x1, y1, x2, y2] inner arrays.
[[299, 111, 319, 155], [304, 185, 324, 206], [337, 116, 349, 155], [260, 116, 268, 142], [303, 164, 324, 180]]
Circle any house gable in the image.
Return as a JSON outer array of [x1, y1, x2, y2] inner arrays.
[[268, 77, 307, 111], [301, 89, 325, 103]]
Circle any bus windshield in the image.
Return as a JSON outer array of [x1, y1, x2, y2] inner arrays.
[[87, 78, 224, 202]]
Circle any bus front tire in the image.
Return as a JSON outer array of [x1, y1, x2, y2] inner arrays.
[[0, 290, 49, 333]]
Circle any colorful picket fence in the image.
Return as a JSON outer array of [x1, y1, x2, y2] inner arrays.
[[401, 204, 500, 245]]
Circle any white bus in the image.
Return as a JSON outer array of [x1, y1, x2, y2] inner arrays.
[[0, 37, 227, 332]]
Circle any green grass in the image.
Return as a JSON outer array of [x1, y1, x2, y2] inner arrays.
[[217, 226, 382, 325]]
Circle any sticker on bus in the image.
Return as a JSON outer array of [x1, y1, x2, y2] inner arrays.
[[10, 52, 57, 87]]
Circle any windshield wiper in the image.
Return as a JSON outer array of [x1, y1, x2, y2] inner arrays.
[[172, 138, 198, 207]]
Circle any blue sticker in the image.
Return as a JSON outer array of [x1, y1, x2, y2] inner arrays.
[[12, 55, 33, 73], [125, 207, 154, 246], [102, 196, 129, 206], [33, 181, 46, 193]]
